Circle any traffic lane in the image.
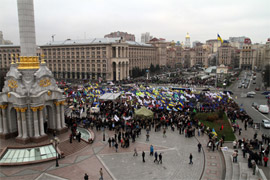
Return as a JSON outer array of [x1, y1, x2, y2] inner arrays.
[[236, 97, 270, 135], [237, 95, 270, 119]]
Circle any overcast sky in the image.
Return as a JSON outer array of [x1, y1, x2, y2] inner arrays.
[[1, 0, 270, 45]]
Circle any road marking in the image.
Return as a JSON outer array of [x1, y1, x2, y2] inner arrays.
[[251, 107, 270, 120]]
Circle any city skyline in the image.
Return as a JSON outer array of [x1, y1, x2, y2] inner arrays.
[[1, 0, 270, 45]]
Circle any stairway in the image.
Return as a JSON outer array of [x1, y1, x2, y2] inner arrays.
[[58, 139, 88, 157], [222, 148, 263, 180]]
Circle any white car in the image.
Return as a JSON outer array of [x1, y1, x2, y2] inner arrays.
[[258, 105, 269, 114], [248, 91, 256, 95], [262, 119, 270, 128]]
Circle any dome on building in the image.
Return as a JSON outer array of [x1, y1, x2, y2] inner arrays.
[[186, 33, 190, 39]]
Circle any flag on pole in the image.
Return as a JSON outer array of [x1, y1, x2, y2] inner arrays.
[[217, 34, 223, 43]]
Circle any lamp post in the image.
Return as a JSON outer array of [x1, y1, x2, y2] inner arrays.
[[50, 136, 60, 167]]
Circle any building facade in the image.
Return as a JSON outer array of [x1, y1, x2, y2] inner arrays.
[[39, 38, 157, 81], [104, 31, 135, 41], [218, 43, 236, 67], [239, 44, 256, 70]]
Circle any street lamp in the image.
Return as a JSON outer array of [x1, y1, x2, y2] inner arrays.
[[50, 136, 60, 167]]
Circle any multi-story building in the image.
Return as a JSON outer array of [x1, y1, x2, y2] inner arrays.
[[39, 37, 157, 81], [229, 36, 247, 49], [166, 42, 182, 68], [194, 44, 211, 67], [141, 32, 153, 43], [148, 38, 167, 67], [239, 44, 257, 70], [264, 40, 270, 67], [218, 42, 236, 67], [206, 39, 221, 53], [104, 31, 135, 41]]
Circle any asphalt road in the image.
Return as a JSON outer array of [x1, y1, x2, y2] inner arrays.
[[228, 71, 270, 135]]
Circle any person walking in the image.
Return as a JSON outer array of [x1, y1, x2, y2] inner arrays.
[[84, 173, 88, 180], [158, 153, 162, 164], [69, 134, 72, 143], [115, 142, 118, 152], [133, 147, 138, 156], [108, 137, 111, 147], [142, 151, 145, 162], [150, 145, 154, 156], [163, 128, 166, 138], [252, 160, 256, 175], [263, 155, 268, 167], [232, 150, 238, 163], [77, 132, 81, 142], [189, 153, 193, 164], [154, 151, 158, 163], [99, 168, 103, 180], [198, 142, 202, 153], [146, 134, 150, 141]]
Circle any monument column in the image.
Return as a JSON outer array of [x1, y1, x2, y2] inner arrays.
[[14, 107, 22, 138], [0, 108, 3, 133], [116, 47, 119, 58], [127, 63, 129, 79], [123, 63, 126, 79], [20, 107, 28, 139], [1, 105, 8, 134], [60, 101, 65, 128], [31, 107, 40, 137], [116, 63, 119, 81], [54, 101, 61, 130], [38, 106, 45, 136]]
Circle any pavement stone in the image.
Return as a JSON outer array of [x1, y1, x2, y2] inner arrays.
[[0, 127, 222, 180]]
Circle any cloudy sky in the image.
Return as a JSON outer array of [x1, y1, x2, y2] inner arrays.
[[1, 0, 269, 45]]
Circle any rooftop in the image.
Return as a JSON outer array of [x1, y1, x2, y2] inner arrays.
[[41, 38, 152, 47]]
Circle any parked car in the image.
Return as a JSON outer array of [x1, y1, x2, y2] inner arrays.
[[244, 83, 248, 88], [252, 102, 259, 109], [247, 91, 256, 95], [238, 84, 242, 88], [255, 87, 260, 91], [262, 119, 270, 128], [258, 105, 269, 114], [262, 91, 270, 95], [253, 81, 256, 84], [247, 93, 254, 98]]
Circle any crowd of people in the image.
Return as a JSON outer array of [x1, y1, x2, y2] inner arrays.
[[61, 82, 269, 177]]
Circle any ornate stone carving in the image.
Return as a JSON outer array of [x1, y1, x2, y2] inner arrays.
[[7, 93, 11, 98], [60, 100, 66, 105], [38, 106, 44, 111], [20, 107, 28, 112], [39, 78, 51, 87], [14, 107, 20, 112], [48, 90, 52, 96], [31, 107, 39, 112], [54, 101, 61, 106], [8, 79, 18, 88], [0, 105, 8, 109]]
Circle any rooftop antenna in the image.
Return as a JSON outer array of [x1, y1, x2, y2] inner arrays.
[[52, 34, 56, 42]]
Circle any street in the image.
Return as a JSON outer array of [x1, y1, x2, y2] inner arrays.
[[228, 71, 270, 135]]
